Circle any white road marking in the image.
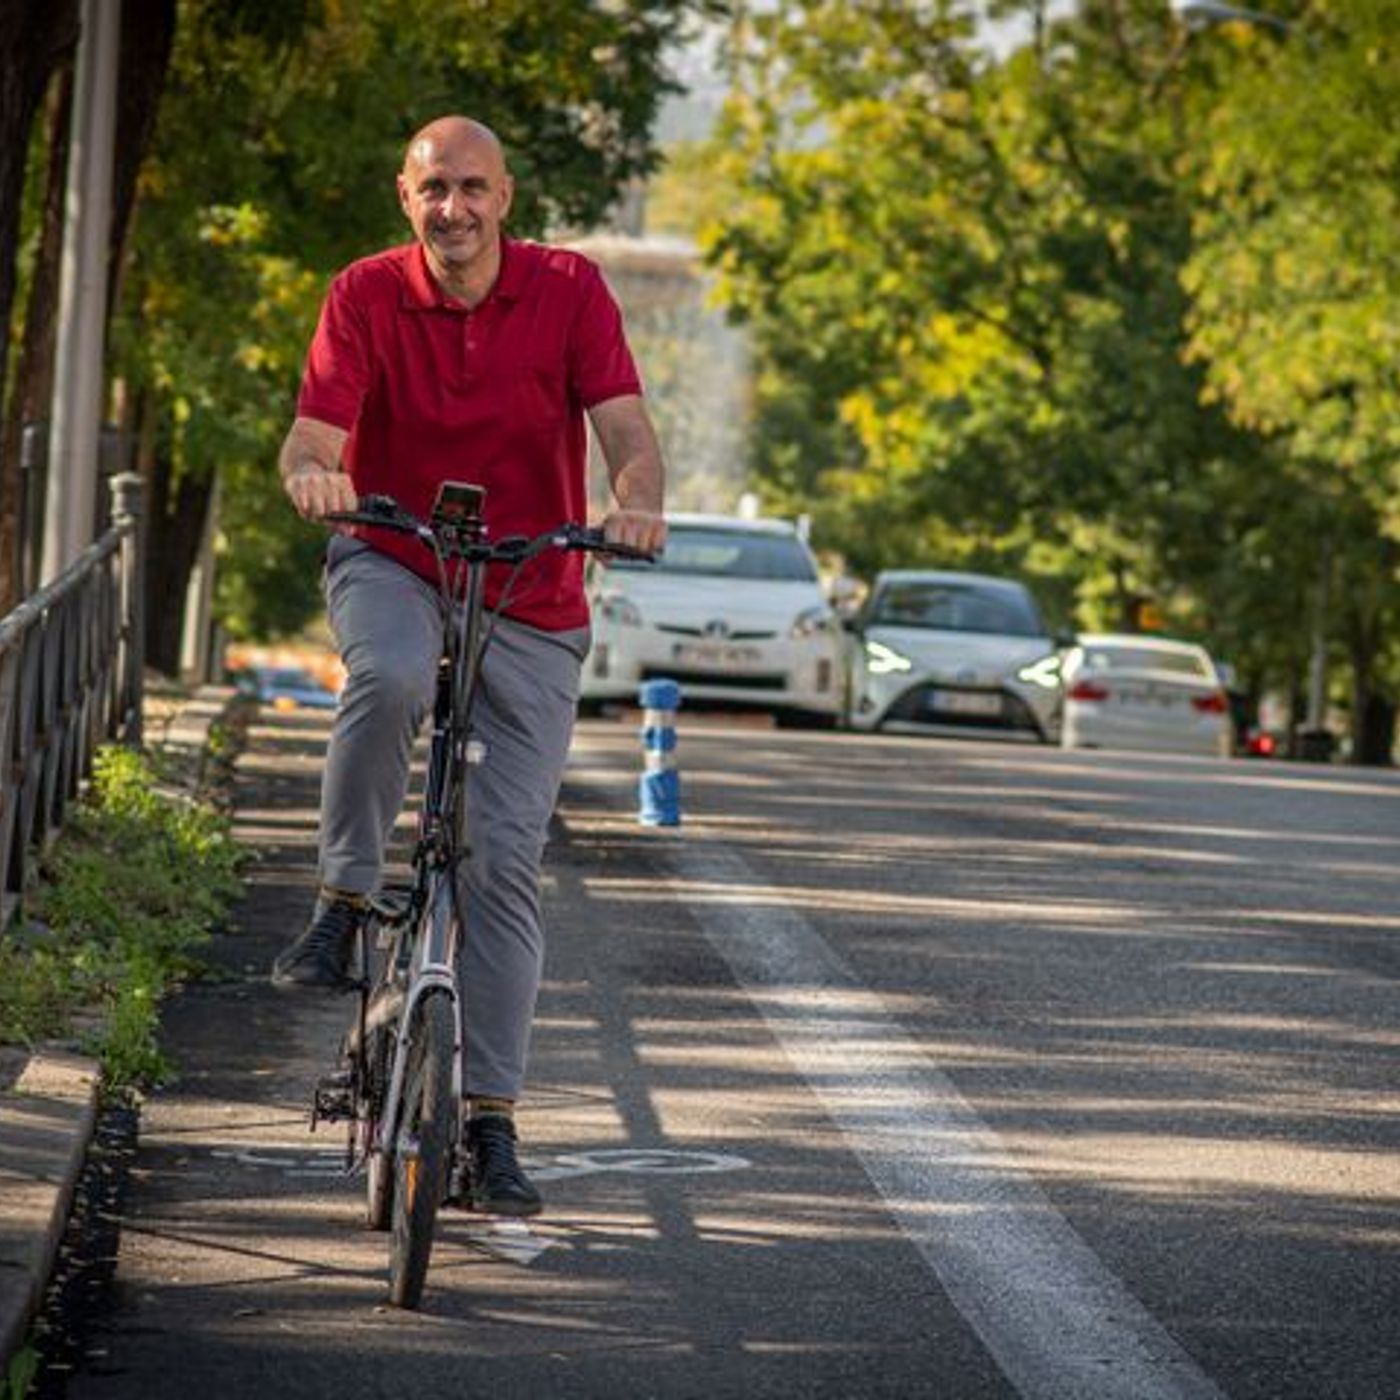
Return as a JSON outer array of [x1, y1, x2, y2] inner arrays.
[[664, 837, 1227, 1400], [457, 1218, 560, 1266], [532, 1147, 751, 1181]]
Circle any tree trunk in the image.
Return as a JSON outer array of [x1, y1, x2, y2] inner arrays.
[[137, 393, 213, 676], [0, 0, 80, 612], [1344, 594, 1393, 766], [107, 0, 176, 319], [0, 67, 73, 614]]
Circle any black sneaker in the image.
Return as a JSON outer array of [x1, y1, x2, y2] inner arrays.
[[270, 896, 364, 991], [460, 1113, 542, 1217]]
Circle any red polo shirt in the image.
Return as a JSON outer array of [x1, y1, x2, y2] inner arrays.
[[296, 238, 642, 630]]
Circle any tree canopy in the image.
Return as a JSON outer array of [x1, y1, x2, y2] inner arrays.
[[692, 0, 1400, 754]]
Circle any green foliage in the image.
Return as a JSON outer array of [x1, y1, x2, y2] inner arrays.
[[1182, 0, 1400, 528], [0, 745, 242, 1087], [2, 1346, 38, 1400], [700, 0, 1400, 731]]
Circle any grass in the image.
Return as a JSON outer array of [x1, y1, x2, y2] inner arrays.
[[0, 739, 242, 1089]]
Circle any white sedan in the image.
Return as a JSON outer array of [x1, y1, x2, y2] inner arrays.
[[844, 570, 1063, 741], [1060, 634, 1231, 758], [579, 513, 842, 725]]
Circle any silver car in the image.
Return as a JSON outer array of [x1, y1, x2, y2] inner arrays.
[[580, 513, 842, 724], [844, 570, 1062, 741]]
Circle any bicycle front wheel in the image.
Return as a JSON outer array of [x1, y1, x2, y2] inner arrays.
[[388, 989, 456, 1309]]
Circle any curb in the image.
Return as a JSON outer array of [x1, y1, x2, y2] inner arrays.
[[0, 1051, 101, 1371], [0, 681, 236, 1382]]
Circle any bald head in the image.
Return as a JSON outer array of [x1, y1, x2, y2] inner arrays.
[[397, 114, 514, 301], [403, 116, 507, 178]]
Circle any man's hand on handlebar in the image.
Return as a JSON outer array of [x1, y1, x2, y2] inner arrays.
[[285, 464, 359, 525], [600, 508, 667, 558]]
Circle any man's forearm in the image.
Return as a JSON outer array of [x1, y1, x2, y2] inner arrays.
[[280, 416, 354, 519], [609, 453, 664, 515], [279, 418, 345, 483]]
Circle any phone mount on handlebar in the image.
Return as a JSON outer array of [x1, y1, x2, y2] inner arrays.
[[431, 481, 486, 545]]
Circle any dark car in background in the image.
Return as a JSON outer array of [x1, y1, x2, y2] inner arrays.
[[232, 664, 339, 712]]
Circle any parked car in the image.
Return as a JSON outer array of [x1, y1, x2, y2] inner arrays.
[[844, 570, 1063, 741], [579, 513, 842, 724], [232, 664, 339, 711], [1060, 634, 1230, 758]]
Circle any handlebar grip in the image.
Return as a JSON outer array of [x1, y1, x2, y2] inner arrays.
[[357, 493, 400, 516], [323, 494, 419, 532], [569, 525, 655, 562]]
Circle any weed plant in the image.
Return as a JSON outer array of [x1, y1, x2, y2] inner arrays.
[[0, 744, 241, 1087]]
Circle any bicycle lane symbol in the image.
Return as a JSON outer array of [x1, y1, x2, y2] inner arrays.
[[461, 1148, 754, 1266], [207, 1145, 752, 1266], [528, 1148, 752, 1182], [207, 1145, 752, 1182]]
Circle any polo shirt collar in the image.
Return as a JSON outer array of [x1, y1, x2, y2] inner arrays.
[[402, 238, 529, 311]]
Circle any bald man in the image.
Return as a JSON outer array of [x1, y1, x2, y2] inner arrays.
[[270, 116, 667, 1217]]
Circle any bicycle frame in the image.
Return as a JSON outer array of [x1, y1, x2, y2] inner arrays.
[[306, 485, 653, 1304], [329, 503, 492, 1174]]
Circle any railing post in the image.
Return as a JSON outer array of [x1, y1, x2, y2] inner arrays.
[[110, 472, 145, 746]]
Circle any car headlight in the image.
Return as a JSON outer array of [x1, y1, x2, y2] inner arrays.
[[790, 605, 836, 639], [595, 592, 642, 627], [864, 639, 913, 675], [1016, 654, 1062, 690]]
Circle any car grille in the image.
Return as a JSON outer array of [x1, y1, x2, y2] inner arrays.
[[655, 623, 778, 641], [641, 665, 787, 691], [886, 685, 1043, 735]]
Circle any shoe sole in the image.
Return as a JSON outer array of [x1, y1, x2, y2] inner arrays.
[[467, 1196, 543, 1218]]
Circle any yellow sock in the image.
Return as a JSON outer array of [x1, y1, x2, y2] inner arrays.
[[467, 1096, 515, 1120], [320, 885, 368, 909]]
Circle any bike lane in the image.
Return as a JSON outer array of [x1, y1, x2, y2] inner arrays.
[[60, 711, 1012, 1400]]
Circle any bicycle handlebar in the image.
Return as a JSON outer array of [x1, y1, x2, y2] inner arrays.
[[322, 494, 656, 563]]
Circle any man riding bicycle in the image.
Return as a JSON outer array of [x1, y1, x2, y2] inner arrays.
[[270, 114, 667, 1218]]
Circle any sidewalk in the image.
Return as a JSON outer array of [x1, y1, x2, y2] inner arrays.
[[0, 683, 234, 1381]]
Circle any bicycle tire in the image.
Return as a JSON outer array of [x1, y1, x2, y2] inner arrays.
[[366, 1148, 392, 1231], [361, 1009, 395, 1230], [387, 989, 456, 1309]]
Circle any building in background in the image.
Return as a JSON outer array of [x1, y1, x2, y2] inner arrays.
[[569, 231, 751, 518]]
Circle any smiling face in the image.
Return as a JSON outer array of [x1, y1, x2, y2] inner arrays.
[[397, 118, 513, 296]]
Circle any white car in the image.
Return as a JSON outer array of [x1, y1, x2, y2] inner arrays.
[[1061, 634, 1231, 758], [580, 513, 842, 724], [845, 570, 1063, 741]]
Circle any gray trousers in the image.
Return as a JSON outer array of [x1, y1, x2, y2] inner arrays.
[[319, 538, 587, 1099]]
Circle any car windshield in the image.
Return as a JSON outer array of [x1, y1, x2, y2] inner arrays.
[[608, 525, 818, 582], [1081, 646, 1211, 678], [869, 581, 1044, 637]]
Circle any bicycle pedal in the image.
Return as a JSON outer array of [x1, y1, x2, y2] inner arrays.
[[311, 1072, 354, 1126], [368, 889, 412, 924]]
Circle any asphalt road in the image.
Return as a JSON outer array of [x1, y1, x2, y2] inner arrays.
[[63, 713, 1400, 1399]]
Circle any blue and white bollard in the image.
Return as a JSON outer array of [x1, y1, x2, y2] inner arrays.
[[638, 678, 681, 827]]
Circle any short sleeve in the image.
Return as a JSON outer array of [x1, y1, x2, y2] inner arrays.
[[567, 259, 643, 409], [296, 270, 373, 429]]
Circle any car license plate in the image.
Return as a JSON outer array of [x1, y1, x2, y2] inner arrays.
[[929, 690, 1003, 717], [673, 642, 762, 669]]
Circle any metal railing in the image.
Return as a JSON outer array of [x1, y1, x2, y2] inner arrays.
[[0, 473, 145, 933]]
